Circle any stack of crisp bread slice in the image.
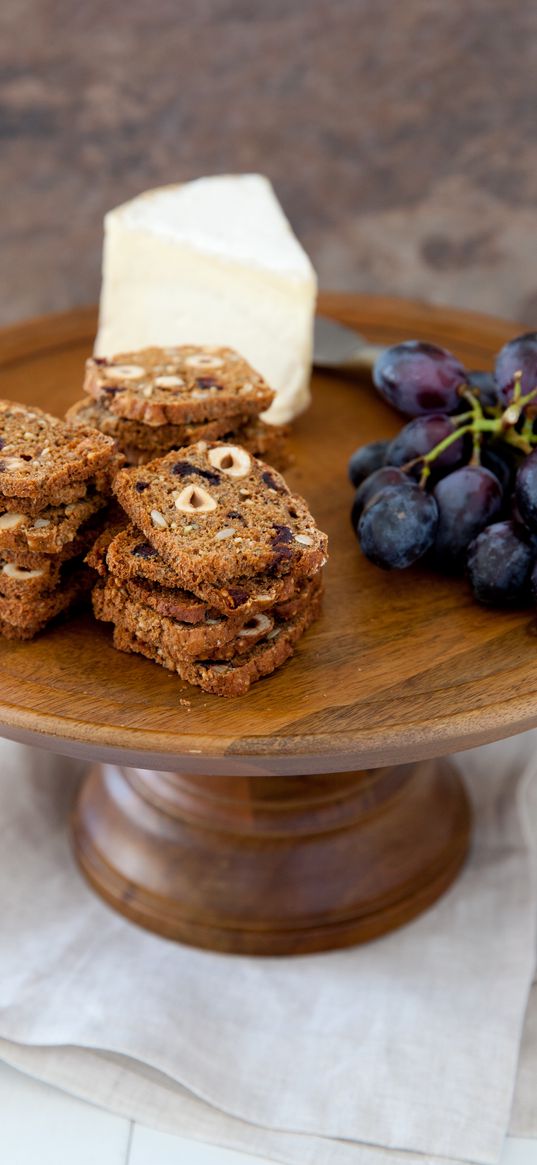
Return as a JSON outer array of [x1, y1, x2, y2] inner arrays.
[[0, 401, 120, 639], [90, 440, 328, 696], [67, 345, 290, 469]]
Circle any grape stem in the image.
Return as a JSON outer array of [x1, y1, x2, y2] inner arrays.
[[460, 388, 482, 413], [503, 430, 533, 455], [470, 430, 482, 467], [405, 371, 537, 486]]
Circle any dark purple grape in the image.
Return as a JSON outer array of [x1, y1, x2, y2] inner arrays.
[[386, 414, 467, 474], [432, 465, 503, 570], [514, 449, 537, 532], [348, 440, 389, 488], [495, 333, 537, 406], [510, 493, 526, 530], [357, 481, 438, 570], [467, 370, 499, 410], [509, 493, 537, 549], [373, 341, 467, 418], [481, 446, 519, 496], [351, 466, 407, 528], [530, 559, 537, 603], [467, 521, 535, 606]]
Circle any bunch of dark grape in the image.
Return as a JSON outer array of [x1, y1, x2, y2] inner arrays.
[[348, 334, 537, 606]]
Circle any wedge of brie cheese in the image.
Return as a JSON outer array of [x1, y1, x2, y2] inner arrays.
[[94, 175, 317, 425]]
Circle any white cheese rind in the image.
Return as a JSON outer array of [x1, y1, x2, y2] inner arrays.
[[95, 175, 317, 425]]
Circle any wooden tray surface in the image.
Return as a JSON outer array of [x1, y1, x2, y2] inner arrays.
[[0, 294, 532, 775]]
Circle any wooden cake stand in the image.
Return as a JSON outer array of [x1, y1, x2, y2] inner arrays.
[[0, 294, 533, 955]]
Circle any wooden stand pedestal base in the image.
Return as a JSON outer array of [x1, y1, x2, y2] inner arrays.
[[71, 759, 471, 955]]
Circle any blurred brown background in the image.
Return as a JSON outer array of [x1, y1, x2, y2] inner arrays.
[[1, 0, 537, 328]]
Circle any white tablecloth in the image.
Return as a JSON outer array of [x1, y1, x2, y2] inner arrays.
[[0, 734, 536, 1165]]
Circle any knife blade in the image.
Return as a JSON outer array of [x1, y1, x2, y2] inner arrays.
[[314, 314, 383, 373]]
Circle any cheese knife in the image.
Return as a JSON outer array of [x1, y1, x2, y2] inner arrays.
[[313, 314, 383, 373]]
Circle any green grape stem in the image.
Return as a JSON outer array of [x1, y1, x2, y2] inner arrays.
[[503, 430, 533, 455], [460, 387, 482, 413], [470, 429, 482, 467], [407, 372, 537, 487]]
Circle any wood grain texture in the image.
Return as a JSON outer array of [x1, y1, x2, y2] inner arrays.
[[72, 759, 471, 953], [0, 294, 533, 776]]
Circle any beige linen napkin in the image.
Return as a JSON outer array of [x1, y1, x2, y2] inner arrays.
[[0, 735, 536, 1165]]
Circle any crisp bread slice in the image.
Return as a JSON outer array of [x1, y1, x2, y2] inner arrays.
[[113, 443, 327, 590], [117, 423, 290, 472], [0, 493, 109, 555], [0, 565, 92, 638], [67, 398, 290, 471], [84, 347, 274, 427], [116, 570, 317, 628], [0, 456, 123, 516], [93, 579, 280, 661], [104, 586, 323, 697], [0, 516, 106, 601], [94, 571, 321, 662], [66, 398, 250, 453], [0, 401, 118, 507], [103, 525, 301, 619]]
